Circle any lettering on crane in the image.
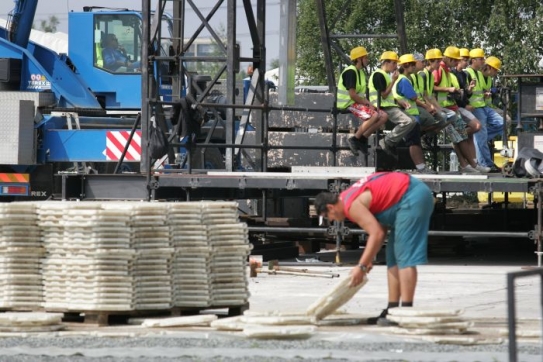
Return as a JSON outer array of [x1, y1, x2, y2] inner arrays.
[[27, 74, 52, 90]]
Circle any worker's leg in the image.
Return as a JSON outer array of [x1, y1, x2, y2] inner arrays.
[[381, 107, 416, 146], [361, 111, 388, 138], [398, 266, 418, 303], [387, 265, 401, 303], [393, 177, 434, 304]]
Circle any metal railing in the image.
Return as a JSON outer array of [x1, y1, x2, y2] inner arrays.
[[506, 268, 543, 362]]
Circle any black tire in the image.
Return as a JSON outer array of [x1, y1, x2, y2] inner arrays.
[[190, 147, 224, 169]]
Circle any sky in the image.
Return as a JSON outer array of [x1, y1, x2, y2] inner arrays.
[[0, 0, 281, 68]]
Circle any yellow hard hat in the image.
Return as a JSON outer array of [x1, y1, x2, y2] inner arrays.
[[443, 46, 461, 60], [350, 46, 368, 60], [485, 56, 502, 71], [380, 51, 399, 62], [398, 54, 416, 65], [459, 48, 470, 58], [425, 48, 443, 60], [469, 48, 485, 58]]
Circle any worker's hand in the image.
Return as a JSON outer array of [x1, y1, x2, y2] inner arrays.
[[448, 87, 456, 93], [391, 70, 399, 82], [349, 263, 372, 287], [398, 100, 410, 109]]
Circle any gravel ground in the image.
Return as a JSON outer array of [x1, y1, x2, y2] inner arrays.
[[0, 334, 539, 362]]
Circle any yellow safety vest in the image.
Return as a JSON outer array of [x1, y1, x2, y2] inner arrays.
[[465, 68, 492, 108], [411, 73, 425, 103], [392, 74, 419, 116], [435, 66, 455, 107], [336, 65, 366, 110], [368, 69, 397, 108], [421, 68, 434, 96], [95, 42, 104, 68]]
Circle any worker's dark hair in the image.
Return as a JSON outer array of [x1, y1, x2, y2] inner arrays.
[[314, 192, 338, 216]]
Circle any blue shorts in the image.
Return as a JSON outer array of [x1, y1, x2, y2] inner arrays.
[[374, 176, 434, 269]]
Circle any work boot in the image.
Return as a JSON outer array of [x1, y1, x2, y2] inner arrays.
[[489, 163, 501, 173], [378, 139, 398, 159], [366, 309, 388, 325], [347, 136, 360, 155], [460, 165, 480, 174], [357, 137, 369, 154], [416, 167, 437, 174], [475, 164, 491, 173], [348, 136, 369, 155], [376, 317, 399, 327]]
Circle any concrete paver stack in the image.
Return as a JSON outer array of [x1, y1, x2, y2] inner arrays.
[[0, 203, 43, 310]]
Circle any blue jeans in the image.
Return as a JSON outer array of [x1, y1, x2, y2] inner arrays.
[[471, 107, 504, 167]]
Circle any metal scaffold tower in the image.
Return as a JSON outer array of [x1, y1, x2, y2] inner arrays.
[[141, 0, 267, 175]]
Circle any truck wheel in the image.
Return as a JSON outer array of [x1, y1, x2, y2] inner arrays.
[[191, 148, 224, 169]]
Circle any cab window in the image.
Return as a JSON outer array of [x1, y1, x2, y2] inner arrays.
[[94, 14, 141, 73]]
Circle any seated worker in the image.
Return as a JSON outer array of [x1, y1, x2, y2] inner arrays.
[[336, 46, 387, 155], [368, 51, 417, 158], [392, 54, 436, 174], [102, 34, 141, 72]]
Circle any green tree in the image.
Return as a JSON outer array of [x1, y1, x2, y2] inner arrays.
[[39, 15, 59, 33], [297, 0, 543, 84], [269, 58, 280, 70]]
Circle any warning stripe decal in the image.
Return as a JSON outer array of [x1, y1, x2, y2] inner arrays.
[[0, 173, 30, 183], [106, 131, 142, 161]]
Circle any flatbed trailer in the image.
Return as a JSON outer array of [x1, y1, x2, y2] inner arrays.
[[59, 169, 543, 265]]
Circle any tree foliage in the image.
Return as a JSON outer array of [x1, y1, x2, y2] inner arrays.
[[297, 0, 543, 84], [39, 16, 59, 33]]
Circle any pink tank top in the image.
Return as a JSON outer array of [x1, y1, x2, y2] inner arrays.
[[340, 172, 410, 221]]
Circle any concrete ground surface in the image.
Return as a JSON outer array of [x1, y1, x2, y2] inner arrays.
[[0, 241, 541, 361]]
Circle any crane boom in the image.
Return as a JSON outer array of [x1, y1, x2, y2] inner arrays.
[[6, 0, 38, 48]]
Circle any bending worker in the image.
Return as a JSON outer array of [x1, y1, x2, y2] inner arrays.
[[314, 172, 434, 325]]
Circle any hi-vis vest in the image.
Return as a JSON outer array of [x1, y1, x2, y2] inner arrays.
[[465, 68, 492, 108], [336, 65, 366, 110], [421, 68, 434, 96], [368, 69, 397, 108], [410, 73, 425, 103], [435, 66, 456, 107], [392, 74, 419, 116]]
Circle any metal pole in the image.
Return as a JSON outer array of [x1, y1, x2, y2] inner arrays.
[[507, 273, 517, 362], [537, 182, 542, 267], [394, 0, 408, 54], [114, 114, 141, 174], [516, 76, 524, 132], [225, 0, 237, 172], [541, 274, 543, 359], [141, 0, 151, 174]]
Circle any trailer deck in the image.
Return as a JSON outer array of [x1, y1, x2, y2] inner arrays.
[[59, 169, 543, 265]]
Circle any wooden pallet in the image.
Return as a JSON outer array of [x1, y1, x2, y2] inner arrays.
[[46, 303, 250, 326]]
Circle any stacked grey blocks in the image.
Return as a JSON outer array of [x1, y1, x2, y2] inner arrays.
[[0, 201, 249, 313], [0, 92, 55, 165], [0, 203, 43, 309]]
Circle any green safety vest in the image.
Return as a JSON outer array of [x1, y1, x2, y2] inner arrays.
[[336, 65, 366, 110], [392, 74, 419, 116], [368, 69, 397, 108], [421, 68, 434, 96], [435, 66, 456, 107], [410, 73, 425, 103], [465, 67, 493, 108], [95, 42, 104, 68]]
